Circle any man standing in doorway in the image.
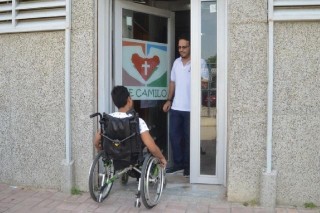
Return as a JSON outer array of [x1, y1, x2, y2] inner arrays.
[[163, 34, 192, 177]]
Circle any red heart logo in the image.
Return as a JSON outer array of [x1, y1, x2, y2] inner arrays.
[[131, 53, 160, 81]]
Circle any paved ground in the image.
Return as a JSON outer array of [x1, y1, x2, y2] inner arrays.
[[1, 174, 319, 213]]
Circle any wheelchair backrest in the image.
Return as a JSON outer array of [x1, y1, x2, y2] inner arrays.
[[101, 112, 142, 166]]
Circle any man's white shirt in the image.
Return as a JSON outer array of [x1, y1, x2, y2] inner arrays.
[[170, 57, 208, 112]]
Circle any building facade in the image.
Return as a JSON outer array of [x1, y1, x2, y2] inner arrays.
[[0, 0, 319, 206]]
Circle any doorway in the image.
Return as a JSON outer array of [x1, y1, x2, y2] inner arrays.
[[98, 0, 226, 185]]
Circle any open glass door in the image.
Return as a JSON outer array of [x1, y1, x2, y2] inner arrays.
[[190, 0, 226, 184], [114, 0, 174, 160]]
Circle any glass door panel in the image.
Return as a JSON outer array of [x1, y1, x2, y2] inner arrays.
[[200, 0, 217, 176], [122, 9, 168, 154], [114, 1, 174, 159]]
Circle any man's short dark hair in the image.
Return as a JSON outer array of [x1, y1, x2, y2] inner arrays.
[[178, 33, 190, 43], [111, 86, 130, 108]]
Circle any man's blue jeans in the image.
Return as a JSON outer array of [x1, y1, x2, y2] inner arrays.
[[169, 109, 190, 171]]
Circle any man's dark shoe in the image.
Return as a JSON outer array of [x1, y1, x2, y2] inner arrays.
[[166, 166, 183, 174], [183, 169, 190, 177]]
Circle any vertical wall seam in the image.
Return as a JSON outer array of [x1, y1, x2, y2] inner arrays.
[[65, 0, 72, 164], [267, 0, 274, 173]]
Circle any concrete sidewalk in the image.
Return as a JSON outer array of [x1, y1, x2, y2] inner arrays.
[[1, 174, 319, 213]]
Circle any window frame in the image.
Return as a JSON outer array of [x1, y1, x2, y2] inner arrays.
[[0, 0, 69, 34], [273, 0, 320, 21]]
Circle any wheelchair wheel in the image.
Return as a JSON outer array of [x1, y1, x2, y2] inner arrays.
[[140, 154, 165, 209], [88, 151, 114, 203]]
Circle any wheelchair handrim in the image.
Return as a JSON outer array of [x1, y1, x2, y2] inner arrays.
[[144, 157, 164, 205]]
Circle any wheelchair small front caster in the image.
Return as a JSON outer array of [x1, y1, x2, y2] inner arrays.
[[134, 199, 141, 208]]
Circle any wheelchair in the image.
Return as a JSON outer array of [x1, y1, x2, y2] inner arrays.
[[89, 111, 165, 208]]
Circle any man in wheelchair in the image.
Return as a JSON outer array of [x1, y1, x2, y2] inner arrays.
[[90, 85, 167, 208], [93, 85, 167, 167]]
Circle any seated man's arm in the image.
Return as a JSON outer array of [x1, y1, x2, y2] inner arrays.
[[93, 130, 102, 151], [140, 131, 167, 168]]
